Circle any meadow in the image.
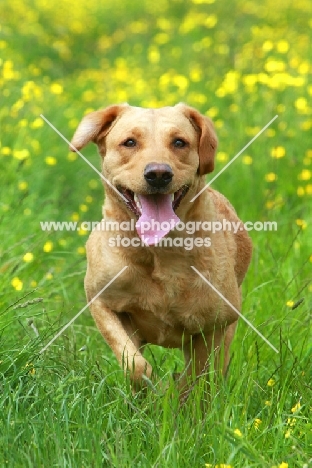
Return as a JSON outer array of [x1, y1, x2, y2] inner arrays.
[[0, 0, 311, 466]]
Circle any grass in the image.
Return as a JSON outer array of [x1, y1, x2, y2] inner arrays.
[[1, 0, 312, 466]]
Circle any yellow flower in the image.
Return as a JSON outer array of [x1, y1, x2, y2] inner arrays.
[[11, 277, 23, 291], [206, 107, 219, 118], [68, 118, 80, 130], [216, 87, 226, 97], [271, 146, 285, 159], [296, 219, 307, 229], [205, 465, 233, 468], [254, 418, 262, 429], [13, 149, 30, 160], [243, 74, 257, 87], [50, 83, 63, 94], [43, 241, 53, 253], [294, 97, 308, 111], [284, 429, 291, 439], [148, 46, 160, 64], [298, 169, 311, 181], [189, 67, 202, 82], [23, 252, 34, 263], [45, 156, 57, 166], [233, 428, 242, 437], [78, 227, 88, 236], [77, 246, 86, 255], [12, 99, 24, 113], [266, 129, 276, 137], [45, 272, 53, 280], [306, 149, 312, 158], [242, 155, 252, 165], [276, 40, 289, 53], [246, 126, 261, 136], [297, 187, 305, 197], [157, 18, 172, 30], [298, 62, 309, 74], [267, 378, 275, 387], [291, 401, 301, 413], [216, 152, 229, 162], [265, 59, 286, 73], [172, 74, 189, 91], [85, 196, 93, 203], [30, 118, 44, 129], [300, 120, 312, 131], [265, 400, 272, 406], [204, 14, 218, 28], [286, 300, 294, 307], [79, 204, 88, 212], [67, 152, 78, 161], [220, 70, 240, 95], [214, 120, 223, 129], [18, 181, 28, 191], [154, 32, 170, 45], [262, 40, 273, 52], [0, 146, 12, 155], [265, 173, 277, 182], [306, 184, 312, 195], [279, 462, 288, 468], [30, 280, 37, 287], [71, 212, 79, 221]]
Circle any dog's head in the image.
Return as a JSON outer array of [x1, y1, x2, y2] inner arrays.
[[70, 103, 217, 243]]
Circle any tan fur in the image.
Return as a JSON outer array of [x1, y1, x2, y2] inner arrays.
[[70, 103, 252, 393]]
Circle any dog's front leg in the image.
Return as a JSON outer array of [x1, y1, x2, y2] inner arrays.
[[90, 299, 152, 390], [179, 322, 238, 399]]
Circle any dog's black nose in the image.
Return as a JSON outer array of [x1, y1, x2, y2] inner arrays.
[[144, 163, 173, 188]]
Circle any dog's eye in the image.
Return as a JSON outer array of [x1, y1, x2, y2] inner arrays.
[[173, 138, 187, 148], [122, 138, 137, 148]]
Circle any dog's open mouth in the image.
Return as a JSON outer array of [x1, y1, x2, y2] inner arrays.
[[117, 185, 189, 245], [118, 185, 189, 217]]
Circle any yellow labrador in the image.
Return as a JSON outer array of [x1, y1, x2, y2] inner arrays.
[[70, 104, 252, 394]]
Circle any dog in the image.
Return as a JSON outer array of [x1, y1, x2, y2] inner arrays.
[[70, 103, 252, 395]]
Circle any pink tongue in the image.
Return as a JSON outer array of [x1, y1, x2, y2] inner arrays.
[[136, 194, 180, 245]]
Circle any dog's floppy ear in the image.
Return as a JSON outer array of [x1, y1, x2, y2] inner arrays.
[[69, 104, 129, 152], [177, 103, 218, 175]]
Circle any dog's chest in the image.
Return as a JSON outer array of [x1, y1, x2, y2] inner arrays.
[[104, 251, 233, 345]]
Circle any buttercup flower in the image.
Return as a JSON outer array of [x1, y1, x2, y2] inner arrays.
[[43, 241, 53, 252], [11, 277, 23, 291], [23, 252, 34, 262]]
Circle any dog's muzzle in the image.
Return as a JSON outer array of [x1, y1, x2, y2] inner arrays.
[[116, 162, 189, 245]]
